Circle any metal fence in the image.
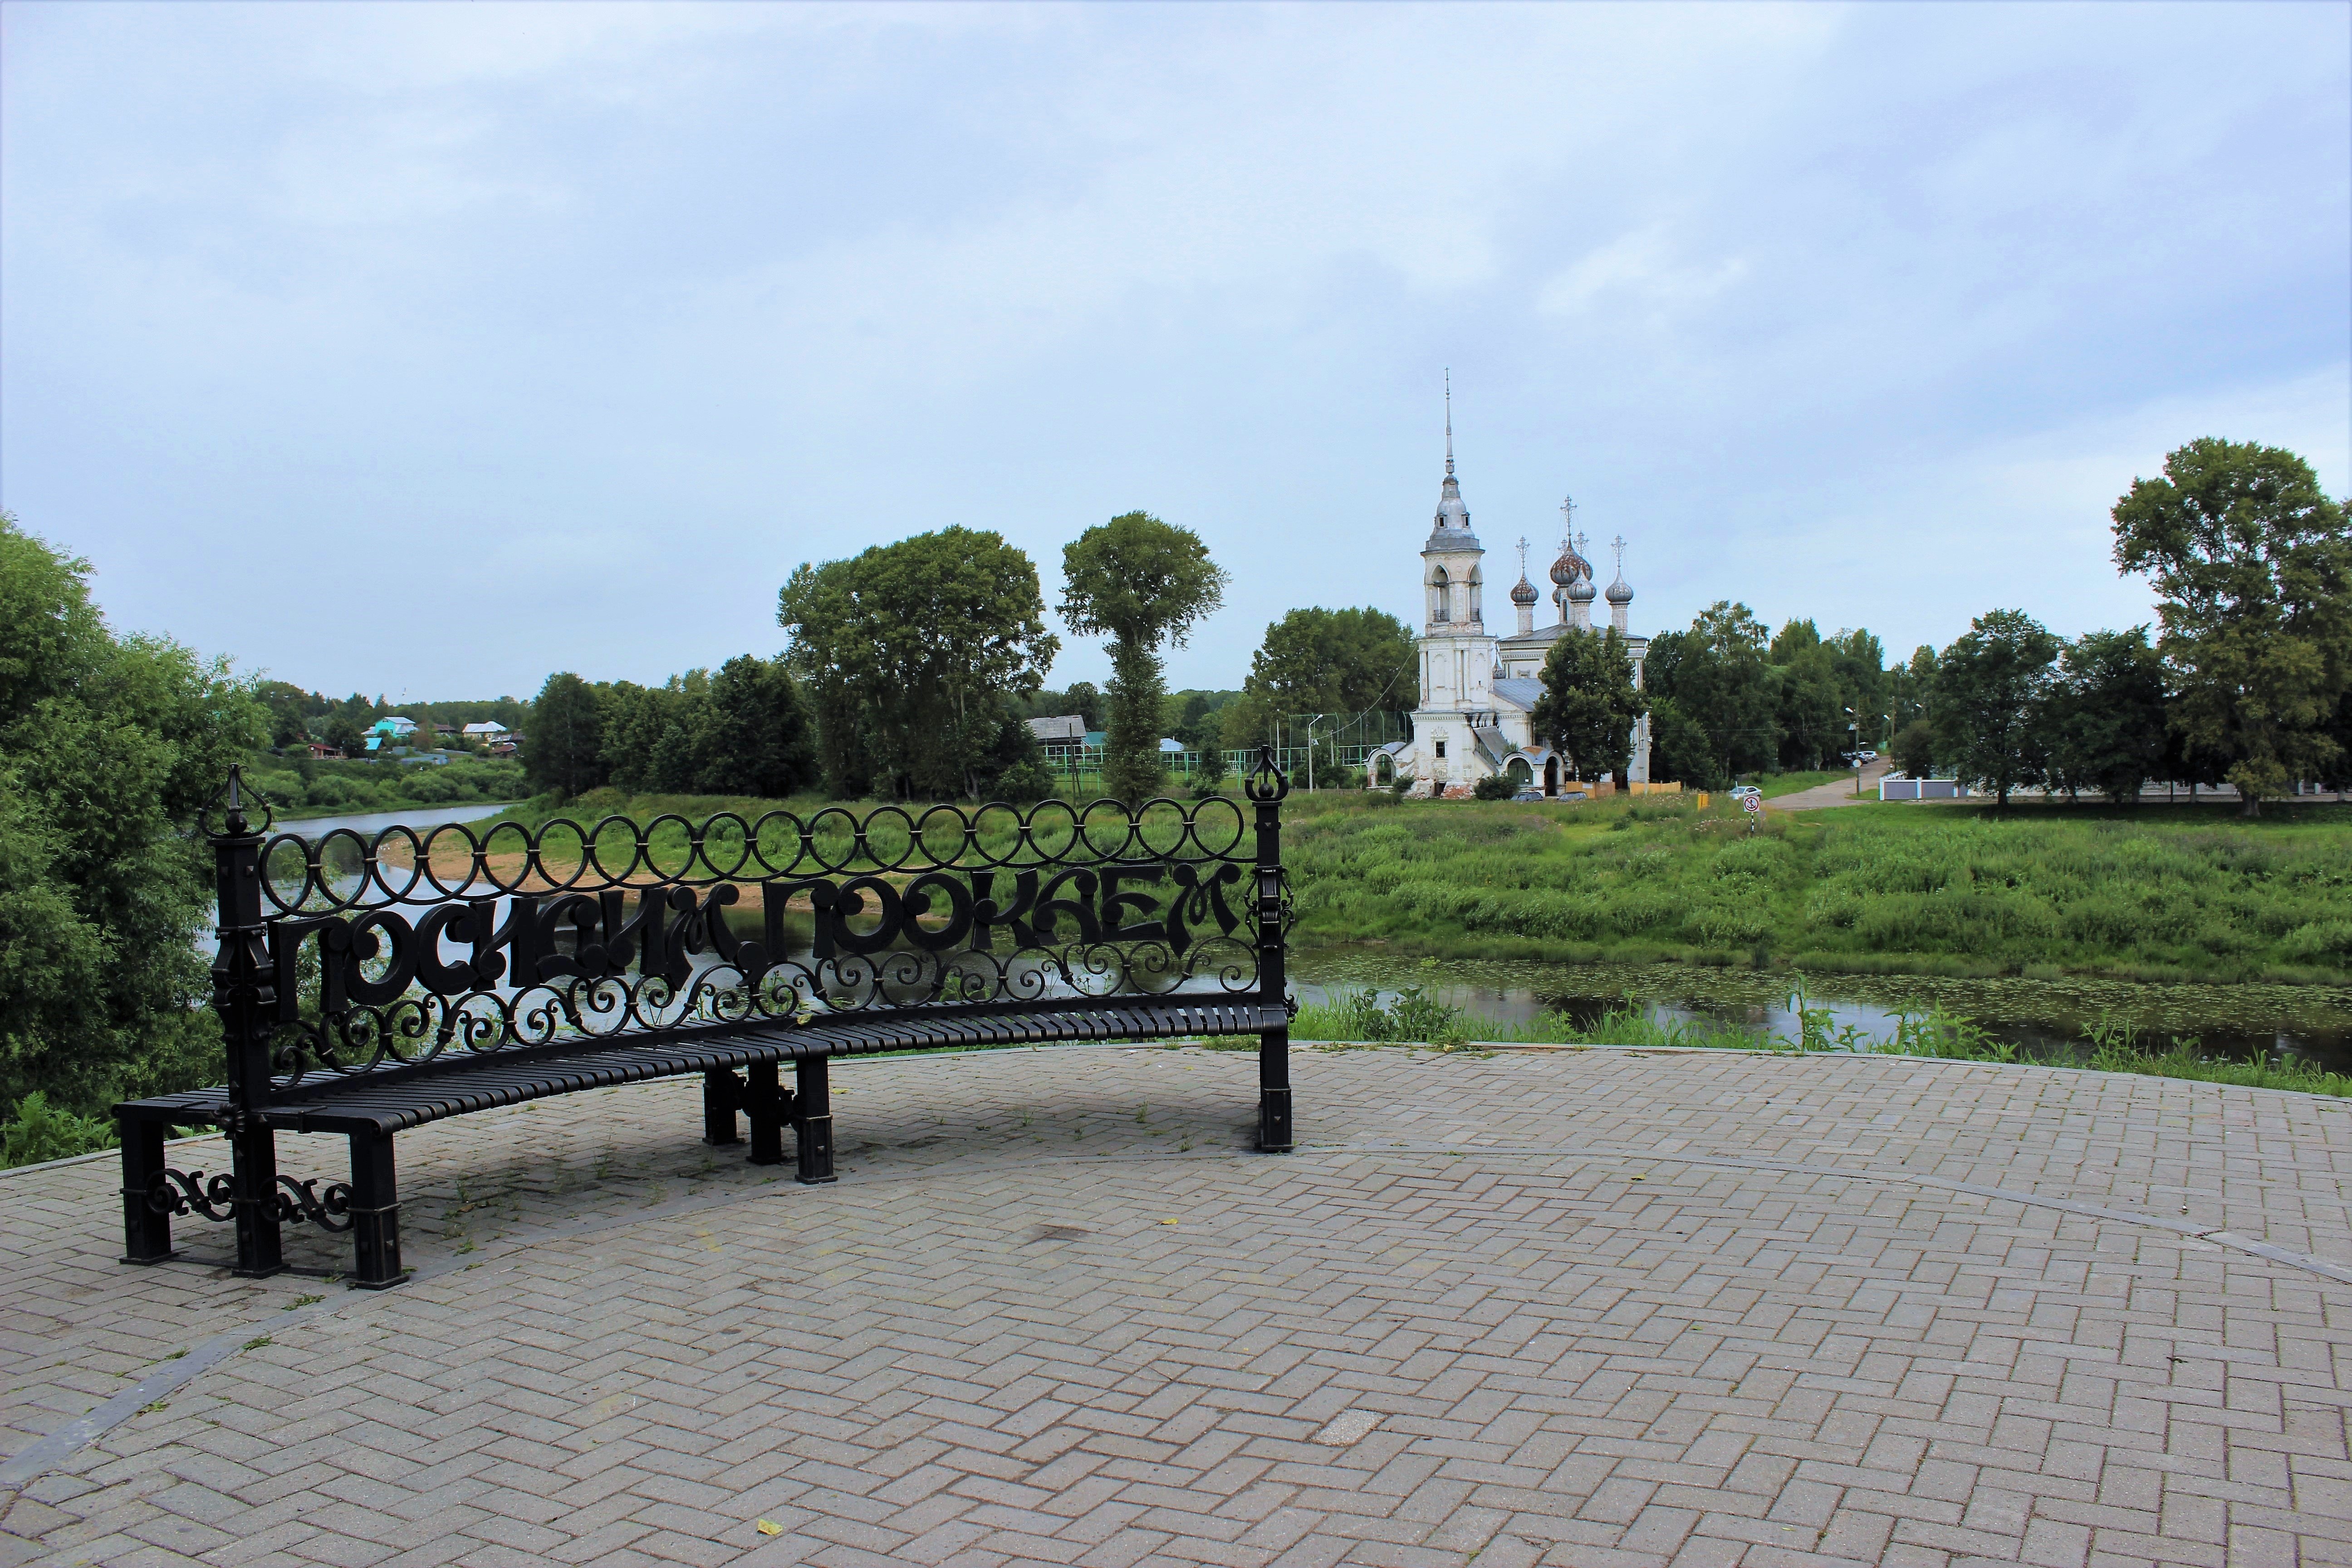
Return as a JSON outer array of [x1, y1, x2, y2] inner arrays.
[[1042, 711, 1412, 794]]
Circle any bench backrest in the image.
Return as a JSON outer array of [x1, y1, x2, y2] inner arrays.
[[205, 753, 1293, 1106]]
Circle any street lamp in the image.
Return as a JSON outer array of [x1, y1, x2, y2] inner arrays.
[[1304, 714, 1333, 792], [1845, 708, 1861, 799]]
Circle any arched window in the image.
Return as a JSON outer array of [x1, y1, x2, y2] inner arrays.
[[1431, 568, 1450, 624]]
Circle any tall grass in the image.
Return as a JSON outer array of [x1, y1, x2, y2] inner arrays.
[[374, 785, 2352, 985], [1283, 791, 2352, 984]]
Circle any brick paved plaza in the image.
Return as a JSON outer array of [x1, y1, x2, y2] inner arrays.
[[5, 1043, 2351, 1568]]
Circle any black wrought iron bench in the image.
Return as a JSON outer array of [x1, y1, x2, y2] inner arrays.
[[116, 755, 1297, 1289]]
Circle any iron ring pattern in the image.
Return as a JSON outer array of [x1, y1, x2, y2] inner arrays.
[[235, 794, 1283, 1087]]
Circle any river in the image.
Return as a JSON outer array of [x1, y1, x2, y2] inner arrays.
[[265, 803, 515, 838], [1294, 954, 2352, 1073]]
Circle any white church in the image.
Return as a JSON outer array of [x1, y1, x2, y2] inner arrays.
[[1369, 407, 1651, 797]]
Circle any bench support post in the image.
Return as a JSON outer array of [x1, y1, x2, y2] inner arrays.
[[211, 772, 287, 1276], [745, 1061, 786, 1166], [1247, 746, 1294, 1153], [1258, 1029, 1293, 1153], [230, 1124, 284, 1277], [794, 1056, 835, 1184], [348, 1127, 407, 1289], [702, 1069, 742, 1147], [118, 1118, 174, 1264]]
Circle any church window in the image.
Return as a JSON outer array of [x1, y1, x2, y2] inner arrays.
[[1434, 738, 1447, 759]]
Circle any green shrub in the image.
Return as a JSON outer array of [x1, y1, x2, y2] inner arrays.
[[1, 1092, 118, 1167]]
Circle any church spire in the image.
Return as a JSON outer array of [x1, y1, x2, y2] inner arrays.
[[1444, 369, 1454, 478], [1426, 374, 1475, 545]]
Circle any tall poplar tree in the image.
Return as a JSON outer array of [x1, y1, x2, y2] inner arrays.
[[1059, 513, 1228, 805]]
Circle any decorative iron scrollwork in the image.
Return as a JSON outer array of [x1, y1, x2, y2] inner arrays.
[[146, 1169, 356, 1232], [220, 762, 1294, 1087]]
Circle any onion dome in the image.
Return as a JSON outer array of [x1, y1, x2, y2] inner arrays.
[[1605, 534, 1633, 605], [1548, 542, 1592, 587], [1568, 574, 1597, 604], [1510, 573, 1539, 606]]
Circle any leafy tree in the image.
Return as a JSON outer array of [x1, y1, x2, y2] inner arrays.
[[1768, 617, 1822, 662], [1529, 626, 1646, 785], [1241, 606, 1416, 715], [1770, 645, 1845, 770], [2112, 438, 2351, 814], [701, 655, 816, 798], [974, 704, 1054, 802], [1931, 609, 2059, 807], [1890, 719, 1937, 780], [2042, 628, 2167, 804], [1063, 681, 1104, 732], [322, 710, 366, 758], [255, 680, 321, 748], [0, 514, 266, 1116], [526, 671, 608, 797], [1644, 694, 1725, 789], [1890, 645, 1937, 733], [781, 527, 1059, 799], [1647, 602, 1774, 782], [1059, 512, 1228, 805]]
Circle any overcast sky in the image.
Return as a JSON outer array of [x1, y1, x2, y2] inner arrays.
[[3, 2, 2346, 701]]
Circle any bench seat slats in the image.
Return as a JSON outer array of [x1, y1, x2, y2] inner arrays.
[[118, 1000, 1262, 1135]]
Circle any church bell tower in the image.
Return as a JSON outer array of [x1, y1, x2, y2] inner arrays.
[[1411, 378, 1499, 784]]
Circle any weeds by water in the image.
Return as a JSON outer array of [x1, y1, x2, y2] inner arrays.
[[1292, 985, 2352, 1096]]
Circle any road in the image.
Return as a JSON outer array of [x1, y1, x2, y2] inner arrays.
[[1766, 757, 1892, 810]]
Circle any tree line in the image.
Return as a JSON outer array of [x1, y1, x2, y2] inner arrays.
[[254, 686, 531, 755], [1575, 439, 2349, 813], [529, 511, 1229, 807]]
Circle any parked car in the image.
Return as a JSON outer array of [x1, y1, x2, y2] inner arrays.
[[1728, 784, 1761, 801], [1859, 750, 1878, 762], [1511, 788, 1545, 803]]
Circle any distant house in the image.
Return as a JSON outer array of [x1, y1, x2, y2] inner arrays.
[[432, 724, 460, 738], [461, 721, 509, 739], [1158, 738, 1186, 754], [1027, 715, 1088, 760]]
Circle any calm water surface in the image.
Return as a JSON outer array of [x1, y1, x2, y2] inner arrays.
[[267, 803, 514, 838], [1294, 954, 2352, 1073]]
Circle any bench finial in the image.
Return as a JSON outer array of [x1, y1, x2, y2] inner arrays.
[[1243, 745, 1290, 803], [203, 765, 274, 839]]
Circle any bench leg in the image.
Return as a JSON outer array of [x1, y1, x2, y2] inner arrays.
[[119, 1117, 174, 1264], [230, 1122, 284, 1278], [1258, 1027, 1293, 1153], [745, 1061, 786, 1167], [794, 1056, 836, 1184], [702, 1069, 742, 1147], [347, 1128, 407, 1289]]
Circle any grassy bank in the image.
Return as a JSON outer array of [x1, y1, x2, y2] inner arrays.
[[351, 784, 2352, 989], [1283, 790, 2352, 985], [1290, 986, 2352, 1098]]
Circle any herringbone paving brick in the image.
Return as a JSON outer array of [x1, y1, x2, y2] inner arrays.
[[4, 1045, 2351, 1564]]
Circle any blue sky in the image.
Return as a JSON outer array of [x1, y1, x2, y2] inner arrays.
[[3, 1, 2345, 700]]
